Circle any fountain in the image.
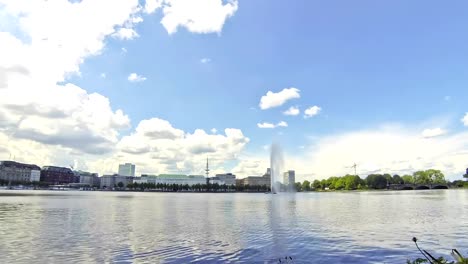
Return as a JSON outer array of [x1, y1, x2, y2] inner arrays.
[[270, 143, 284, 193]]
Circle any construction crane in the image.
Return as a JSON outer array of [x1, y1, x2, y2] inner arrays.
[[347, 162, 358, 176]]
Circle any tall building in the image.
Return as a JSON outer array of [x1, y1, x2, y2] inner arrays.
[[0, 161, 41, 183], [41, 166, 77, 184], [213, 173, 236, 185], [75, 170, 100, 187], [283, 170, 296, 187], [118, 163, 135, 176]]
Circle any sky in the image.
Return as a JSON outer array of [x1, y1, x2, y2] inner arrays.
[[1, 0, 468, 181]]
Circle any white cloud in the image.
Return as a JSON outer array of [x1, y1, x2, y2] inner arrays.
[[422, 128, 446, 138], [211, 128, 217, 134], [145, 0, 163, 14], [257, 121, 288, 129], [0, 0, 246, 176], [128, 73, 147, 82], [257, 122, 275, 129], [108, 118, 250, 175], [304, 106, 321, 118], [302, 124, 468, 181], [113, 27, 139, 40], [283, 106, 300, 116], [462, 113, 468, 126], [277, 121, 288, 127], [100, 73, 106, 78], [200, 58, 211, 64], [158, 0, 238, 34], [259, 88, 300, 110], [121, 47, 128, 53]]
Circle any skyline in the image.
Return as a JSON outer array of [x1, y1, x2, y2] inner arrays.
[[1, 0, 468, 181]]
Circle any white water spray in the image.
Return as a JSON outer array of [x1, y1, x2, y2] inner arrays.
[[270, 143, 284, 193]]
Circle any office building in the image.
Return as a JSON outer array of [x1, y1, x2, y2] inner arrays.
[[283, 170, 296, 191], [0, 161, 41, 183], [41, 166, 77, 184], [118, 163, 135, 177], [214, 173, 236, 185], [75, 171, 100, 187]]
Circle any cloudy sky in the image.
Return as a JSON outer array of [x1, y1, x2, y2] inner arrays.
[[1, 0, 468, 181]]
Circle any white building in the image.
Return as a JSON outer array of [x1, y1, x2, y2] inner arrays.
[[75, 171, 100, 187], [134, 174, 206, 186], [118, 163, 135, 177], [100, 175, 134, 189], [0, 161, 41, 183], [213, 173, 236, 185]]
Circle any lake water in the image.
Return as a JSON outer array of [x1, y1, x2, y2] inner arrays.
[[0, 190, 467, 263]]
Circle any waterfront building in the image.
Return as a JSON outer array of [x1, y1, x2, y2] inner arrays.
[[213, 173, 236, 185], [283, 170, 295, 186], [100, 174, 134, 189], [0, 161, 41, 183], [243, 173, 271, 186], [100, 175, 115, 189], [118, 163, 135, 177], [75, 171, 100, 187], [133, 174, 207, 186], [236, 178, 245, 186], [40, 166, 77, 184]]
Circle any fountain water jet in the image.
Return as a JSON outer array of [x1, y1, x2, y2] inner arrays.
[[270, 143, 284, 193]]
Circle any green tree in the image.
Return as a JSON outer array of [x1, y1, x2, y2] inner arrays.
[[295, 182, 302, 192], [320, 179, 327, 189], [392, 174, 404, 184], [312, 179, 321, 190], [302, 180, 311, 191], [425, 169, 445, 184], [343, 175, 363, 190], [413, 171, 431, 184], [117, 182, 124, 188], [366, 174, 387, 189], [383, 173, 393, 185], [402, 175, 413, 184]]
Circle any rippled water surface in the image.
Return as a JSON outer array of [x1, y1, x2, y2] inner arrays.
[[0, 190, 467, 263]]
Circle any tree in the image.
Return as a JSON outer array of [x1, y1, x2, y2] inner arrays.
[[413, 171, 431, 184], [425, 169, 445, 184], [343, 175, 363, 190], [366, 174, 387, 189], [392, 174, 404, 184], [117, 182, 124, 188], [302, 180, 311, 191], [312, 180, 321, 190], [334, 177, 345, 190], [402, 175, 413, 184], [295, 182, 302, 192], [383, 173, 393, 185]]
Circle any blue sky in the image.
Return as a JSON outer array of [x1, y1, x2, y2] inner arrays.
[[1, 0, 468, 180]]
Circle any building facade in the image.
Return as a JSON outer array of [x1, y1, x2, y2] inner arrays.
[[243, 174, 271, 186], [0, 161, 41, 183], [283, 170, 295, 185], [118, 163, 135, 177], [214, 173, 236, 185], [76, 171, 100, 187], [41, 166, 77, 184], [134, 174, 206, 186]]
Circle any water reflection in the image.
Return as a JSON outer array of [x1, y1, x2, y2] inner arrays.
[[0, 190, 466, 263]]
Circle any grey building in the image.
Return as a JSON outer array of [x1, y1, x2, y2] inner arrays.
[[118, 163, 135, 177], [283, 170, 296, 190], [214, 173, 236, 185], [75, 171, 100, 187], [100, 174, 134, 189], [0, 161, 41, 183]]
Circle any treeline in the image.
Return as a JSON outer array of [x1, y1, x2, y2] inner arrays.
[[126, 182, 270, 192], [296, 169, 467, 191]]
